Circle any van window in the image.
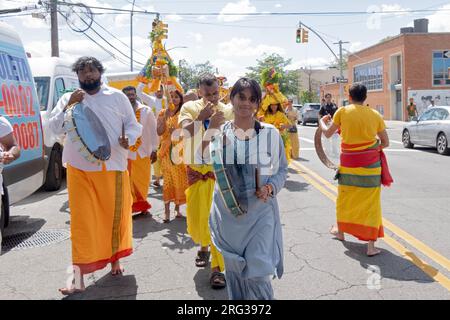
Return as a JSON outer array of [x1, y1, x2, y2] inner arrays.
[[34, 76, 50, 111], [53, 78, 65, 109]]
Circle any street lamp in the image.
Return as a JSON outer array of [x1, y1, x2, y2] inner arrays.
[[166, 46, 188, 51]]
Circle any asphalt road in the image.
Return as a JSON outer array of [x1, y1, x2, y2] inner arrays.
[[0, 121, 449, 300]]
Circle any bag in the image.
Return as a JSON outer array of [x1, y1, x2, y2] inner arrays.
[[288, 126, 298, 133]]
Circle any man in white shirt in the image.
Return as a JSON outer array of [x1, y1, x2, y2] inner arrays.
[[136, 82, 164, 187], [49, 57, 142, 295], [123, 86, 158, 216], [0, 116, 21, 194]]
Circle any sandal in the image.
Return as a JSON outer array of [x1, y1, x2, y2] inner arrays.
[[195, 250, 210, 268], [210, 271, 226, 289]]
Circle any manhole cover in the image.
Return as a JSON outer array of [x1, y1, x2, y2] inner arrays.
[[1, 229, 70, 251]]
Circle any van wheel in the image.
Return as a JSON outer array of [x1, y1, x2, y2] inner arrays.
[[44, 147, 63, 191], [0, 200, 4, 246]]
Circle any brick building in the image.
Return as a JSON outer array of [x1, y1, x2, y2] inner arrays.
[[345, 19, 450, 120]]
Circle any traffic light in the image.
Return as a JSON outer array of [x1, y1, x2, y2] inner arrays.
[[296, 28, 301, 43], [302, 29, 309, 43]]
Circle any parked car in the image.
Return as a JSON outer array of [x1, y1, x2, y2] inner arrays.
[[29, 57, 79, 191], [292, 104, 303, 124], [300, 103, 321, 125], [0, 22, 46, 244], [402, 106, 450, 155]]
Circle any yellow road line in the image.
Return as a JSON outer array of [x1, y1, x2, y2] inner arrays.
[[292, 160, 450, 273], [383, 235, 450, 291], [290, 161, 450, 292]]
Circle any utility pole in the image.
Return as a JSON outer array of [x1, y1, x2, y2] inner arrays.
[[130, 0, 136, 71], [334, 40, 349, 106], [50, 0, 59, 57]]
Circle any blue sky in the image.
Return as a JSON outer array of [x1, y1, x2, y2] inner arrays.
[[2, 0, 450, 84]]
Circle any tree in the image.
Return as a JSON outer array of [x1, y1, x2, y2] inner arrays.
[[328, 52, 349, 70], [299, 90, 319, 104], [178, 60, 216, 91], [245, 53, 300, 98]]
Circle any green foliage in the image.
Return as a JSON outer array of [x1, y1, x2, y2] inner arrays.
[[299, 90, 319, 104], [245, 53, 299, 97], [178, 60, 216, 91]]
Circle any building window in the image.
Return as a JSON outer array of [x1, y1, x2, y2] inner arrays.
[[353, 59, 383, 91], [432, 50, 450, 86]]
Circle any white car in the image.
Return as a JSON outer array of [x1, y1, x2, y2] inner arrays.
[[402, 106, 450, 155]]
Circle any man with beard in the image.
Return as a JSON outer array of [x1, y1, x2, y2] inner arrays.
[[49, 57, 142, 295]]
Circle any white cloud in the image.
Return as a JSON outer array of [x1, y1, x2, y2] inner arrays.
[[212, 58, 241, 84], [166, 14, 183, 22], [427, 4, 450, 32], [218, 38, 285, 57], [275, 4, 282, 8], [379, 4, 411, 16], [197, 15, 207, 21], [114, 4, 156, 27], [218, 0, 257, 22], [188, 32, 203, 43], [349, 42, 363, 52], [287, 58, 334, 70]]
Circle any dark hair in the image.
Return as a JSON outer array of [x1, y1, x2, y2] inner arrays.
[[122, 86, 136, 94], [325, 93, 332, 98], [172, 90, 184, 112], [72, 56, 105, 74], [268, 103, 282, 114], [349, 83, 367, 102], [230, 77, 262, 107], [198, 73, 218, 87]]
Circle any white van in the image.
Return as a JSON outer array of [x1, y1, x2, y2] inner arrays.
[[29, 57, 79, 191], [0, 22, 46, 243]]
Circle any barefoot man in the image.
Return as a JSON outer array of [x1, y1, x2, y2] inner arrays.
[[49, 57, 142, 294]]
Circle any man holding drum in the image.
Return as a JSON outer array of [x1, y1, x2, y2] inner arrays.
[[49, 57, 142, 295]]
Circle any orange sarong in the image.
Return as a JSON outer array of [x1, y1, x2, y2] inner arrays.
[[67, 165, 133, 274], [128, 154, 152, 213]]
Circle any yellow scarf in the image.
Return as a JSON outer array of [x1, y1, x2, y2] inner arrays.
[[129, 108, 143, 152]]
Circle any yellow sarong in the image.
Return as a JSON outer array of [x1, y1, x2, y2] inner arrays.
[[186, 164, 224, 271], [128, 154, 151, 213], [67, 165, 133, 274]]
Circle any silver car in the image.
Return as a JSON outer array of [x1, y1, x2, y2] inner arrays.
[[301, 103, 321, 126], [402, 106, 450, 155]]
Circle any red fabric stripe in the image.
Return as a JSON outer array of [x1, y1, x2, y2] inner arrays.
[[338, 222, 384, 241], [74, 248, 133, 274], [132, 201, 151, 213], [340, 149, 380, 168]]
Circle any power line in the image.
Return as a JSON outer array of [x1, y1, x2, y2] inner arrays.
[[58, 9, 143, 68], [60, 8, 146, 66], [54, 2, 450, 16]]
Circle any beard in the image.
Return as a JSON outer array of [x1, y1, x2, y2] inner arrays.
[[79, 78, 101, 91]]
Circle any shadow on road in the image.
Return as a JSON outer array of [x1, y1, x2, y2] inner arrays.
[[63, 274, 138, 300], [193, 268, 228, 300], [284, 180, 309, 192], [132, 214, 195, 253], [1, 216, 46, 255], [342, 241, 435, 284]]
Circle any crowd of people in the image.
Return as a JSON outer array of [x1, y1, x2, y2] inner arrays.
[[0, 54, 393, 300]]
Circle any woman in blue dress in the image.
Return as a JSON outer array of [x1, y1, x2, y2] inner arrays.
[[208, 77, 288, 300]]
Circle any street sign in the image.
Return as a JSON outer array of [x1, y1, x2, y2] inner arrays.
[[444, 50, 450, 58], [337, 78, 348, 83]]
